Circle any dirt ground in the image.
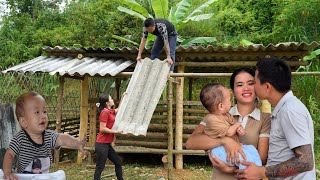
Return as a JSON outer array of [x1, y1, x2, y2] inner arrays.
[[58, 162, 212, 180]]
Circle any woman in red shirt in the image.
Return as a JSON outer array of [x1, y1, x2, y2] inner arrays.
[[94, 93, 124, 180]]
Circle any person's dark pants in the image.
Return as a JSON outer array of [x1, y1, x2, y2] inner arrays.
[[150, 33, 177, 72], [94, 142, 123, 180]]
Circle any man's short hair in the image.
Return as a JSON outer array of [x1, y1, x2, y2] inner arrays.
[[256, 57, 291, 93], [200, 83, 226, 113], [16, 91, 40, 120], [144, 18, 155, 28]]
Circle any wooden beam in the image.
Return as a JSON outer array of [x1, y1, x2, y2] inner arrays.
[[54, 76, 64, 171], [175, 61, 309, 67], [116, 71, 320, 78], [167, 77, 173, 180], [175, 66, 184, 169], [77, 76, 89, 164], [89, 79, 97, 147]]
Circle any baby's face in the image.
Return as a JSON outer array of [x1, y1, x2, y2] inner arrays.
[[22, 95, 48, 134]]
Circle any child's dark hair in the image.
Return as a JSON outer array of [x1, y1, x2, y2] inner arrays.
[[230, 67, 255, 91], [200, 83, 226, 113], [144, 18, 155, 27], [98, 93, 110, 114], [16, 91, 41, 120]]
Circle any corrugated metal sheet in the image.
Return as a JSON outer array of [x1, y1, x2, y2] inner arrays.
[[1, 56, 135, 76], [41, 42, 319, 54], [113, 58, 170, 136]]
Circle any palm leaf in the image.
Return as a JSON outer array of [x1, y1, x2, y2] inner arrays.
[[117, 6, 146, 20], [119, 0, 152, 18], [180, 37, 216, 47], [112, 35, 139, 46], [174, 0, 191, 24], [151, 0, 168, 18], [187, 0, 217, 18]]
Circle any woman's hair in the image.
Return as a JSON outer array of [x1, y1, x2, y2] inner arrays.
[[97, 93, 110, 114], [229, 67, 255, 91]]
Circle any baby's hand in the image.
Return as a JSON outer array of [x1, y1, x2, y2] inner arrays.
[[237, 126, 245, 136]]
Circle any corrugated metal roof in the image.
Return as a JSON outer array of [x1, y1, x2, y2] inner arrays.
[[1, 56, 135, 76], [42, 42, 319, 54], [113, 58, 170, 136]]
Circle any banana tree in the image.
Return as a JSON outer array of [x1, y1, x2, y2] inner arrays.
[[115, 0, 217, 47]]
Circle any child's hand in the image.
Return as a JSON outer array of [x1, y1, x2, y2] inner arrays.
[[237, 126, 245, 136], [4, 172, 18, 180]]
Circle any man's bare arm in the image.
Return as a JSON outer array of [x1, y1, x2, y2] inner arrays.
[[266, 144, 314, 178]]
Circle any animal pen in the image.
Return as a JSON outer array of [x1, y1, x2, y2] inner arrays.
[[1, 42, 320, 179]]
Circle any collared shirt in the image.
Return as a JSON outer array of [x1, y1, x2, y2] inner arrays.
[[267, 91, 315, 180]]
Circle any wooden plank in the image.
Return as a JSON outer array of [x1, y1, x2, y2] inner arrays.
[[54, 77, 64, 171], [77, 76, 89, 164]]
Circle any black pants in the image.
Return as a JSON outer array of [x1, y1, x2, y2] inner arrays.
[[94, 142, 123, 180]]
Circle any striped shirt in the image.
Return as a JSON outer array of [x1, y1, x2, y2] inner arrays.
[[9, 130, 58, 173]]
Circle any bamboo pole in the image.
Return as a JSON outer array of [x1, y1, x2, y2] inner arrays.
[[77, 76, 89, 164], [89, 80, 97, 147], [175, 66, 184, 169], [54, 76, 64, 171], [115, 140, 167, 148], [175, 61, 308, 67], [116, 71, 320, 77], [167, 77, 174, 180], [79, 146, 206, 155]]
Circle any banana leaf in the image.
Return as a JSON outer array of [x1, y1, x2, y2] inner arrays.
[[174, 0, 191, 24], [118, 0, 152, 18], [187, 0, 217, 19], [183, 13, 213, 23], [151, 0, 168, 18], [180, 37, 216, 47], [112, 35, 139, 46], [117, 6, 146, 20], [303, 49, 320, 61]]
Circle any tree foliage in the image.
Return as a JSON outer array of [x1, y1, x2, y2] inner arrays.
[[0, 0, 320, 69]]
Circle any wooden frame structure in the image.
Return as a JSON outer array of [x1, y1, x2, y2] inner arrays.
[[36, 43, 320, 179]]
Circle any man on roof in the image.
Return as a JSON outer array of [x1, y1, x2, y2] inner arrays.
[[136, 18, 178, 72]]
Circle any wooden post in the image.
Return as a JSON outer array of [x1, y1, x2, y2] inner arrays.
[[54, 76, 64, 171], [188, 78, 193, 101], [89, 79, 97, 147], [114, 78, 121, 105], [167, 77, 173, 179], [77, 76, 89, 164], [175, 66, 184, 169], [260, 99, 271, 113]]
